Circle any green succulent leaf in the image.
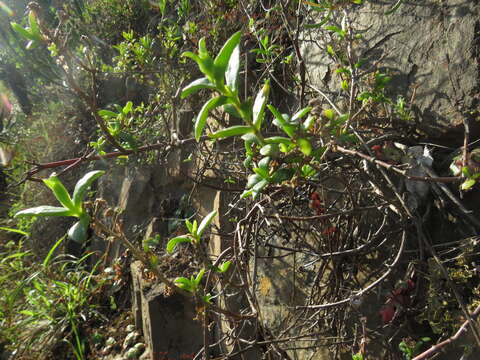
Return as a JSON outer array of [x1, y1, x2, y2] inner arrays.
[[11, 22, 38, 41], [197, 210, 217, 237], [247, 174, 263, 189], [98, 110, 118, 118], [195, 96, 229, 141], [253, 80, 270, 130], [461, 178, 476, 190], [225, 44, 240, 92], [194, 268, 206, 286], [43, 174, 76, 212], [166, 236, 192, 253], [223, 104, 242, 119], [214, 31, 242, 75], [253, 167, 269, 179], [265, 136, 294, 146], [28, 11, 41, 38], [202, 294, 213, 304], [217, 261, 232, 273], [67, 220, 89, 244], [14, 206, 74, 218], [174, 277, 193, 291], [185, 219, 193, 233], [183, 49, 215, 81], [181, 77, 217, 99], [297, 138, 312, 156], [270, 168, 295, 184], [258, 156, 271, 170], [122, 101, 133, 115], [209, 125, 253, 139], [260, 144, 280, 157], [72, 170, 105, 210], [292, 107, 312, 122]]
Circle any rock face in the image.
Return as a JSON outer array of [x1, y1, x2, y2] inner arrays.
[[131, 261, 204, 360], [302, 0, 480, 140]]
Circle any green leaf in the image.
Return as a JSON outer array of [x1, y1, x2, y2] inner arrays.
[[253, 167, 269, 179], [191, 220, 198, 237], [194, 268, 206, 286], [185, 219, 193, 233], [0, 227, 29, 236], [260, 144, 279, 157], [72, 170, 105, 210], [323, 109, 336, 120], [268, 105, 296, 138], [297, 138, 312, 156], [43, 174, 75, 211], [223, 104, 242, 119], [174, 277, 193, 291], [28, 11, 41, 38], [183, 49, 215, 81], [214, 31, 242, 76], [14, 206, 73, 218], [181, 77, 217, 99], [209, 125, 253, 139], [270, 168, 294, 183], [218, 261, 232, 273], [198, 37, 210, 59], [194, 96, 229, 141], [98, 110, 118, 118], [247, 174, 262, 189], [253, 80, 270, 130], [303, 115, 315, 131], [197, 210, 217, 237], [461, 178, 476, 190], [292, 107, 312, 122], [166, 235, 192, 253], [264, 136, 294, 146], [43, 236, 66, 267], [11, 22, 38, 41], [67, 220, 89, 243], [122, 101, 133, 115], [202, 294, 213, 304], [258, 156, 271, 170], [225, 44, 240, 92], [252, 179, 268, 193]]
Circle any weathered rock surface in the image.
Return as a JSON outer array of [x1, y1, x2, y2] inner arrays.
[[302, 0, 480, 140], [130, 261, 204, 360]]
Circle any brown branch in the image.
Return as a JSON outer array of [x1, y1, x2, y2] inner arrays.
[[412, 305, 480, 360], [335, 145, 461, 183], [18, 137, 207, 184]]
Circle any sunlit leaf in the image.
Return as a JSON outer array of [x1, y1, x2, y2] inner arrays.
[[253, 80, 270, 130], [72, 170, 105, 210], [11, 22, 37, 41], [181, 77, 216, 99], [292, 107, 312, 122], [226, 44, 240, 92], [194, 96, 229, 141], [297, 138, 312, 156], [14, 206, 73, 218], [214, 31, 242, 76], [43, 174, 76, 211], [166, 236, 192, 253], [67, 220, 89, 243], [197, 210, 217, 237], [209, 125, 253, 139]]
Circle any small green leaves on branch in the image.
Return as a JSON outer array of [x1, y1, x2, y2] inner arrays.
[[174, 269, 205, 293], [166, 210, 217, 253], [14, 171, 105, 244]]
